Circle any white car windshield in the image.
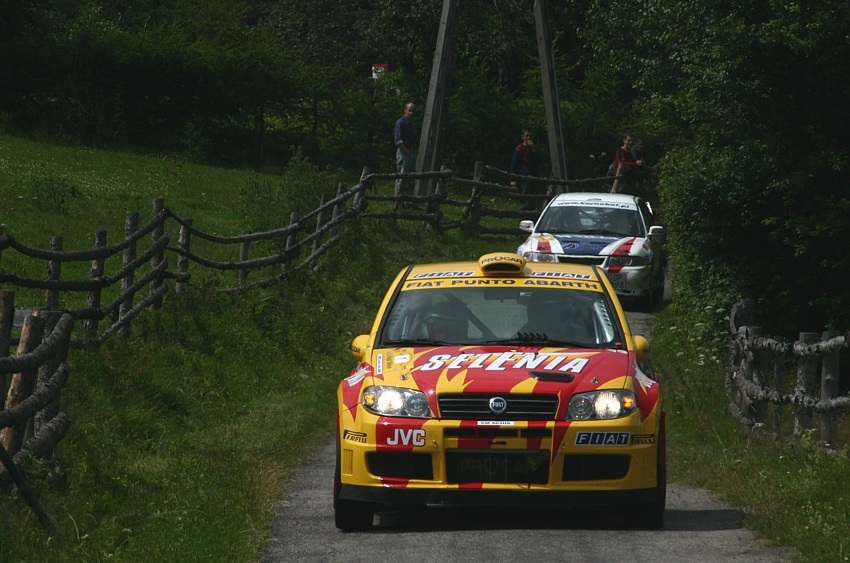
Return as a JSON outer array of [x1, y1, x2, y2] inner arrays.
[[536, 205, 643, 237], [378, 286, 620, 347]]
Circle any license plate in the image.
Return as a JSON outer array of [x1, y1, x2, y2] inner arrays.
[[446, 450, 549, 484], [606, 273, 625, 289]]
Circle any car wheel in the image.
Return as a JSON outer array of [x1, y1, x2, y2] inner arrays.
[[334, 440, 375, 532], [653, 269, 665, 305], [628, 417, 666, 528]]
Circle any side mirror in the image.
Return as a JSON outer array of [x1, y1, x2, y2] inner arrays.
[[649, 225, 664, 237], [633, 335, 650, 363], [519, 220, 535, 233], [351, 334, 370, 361]]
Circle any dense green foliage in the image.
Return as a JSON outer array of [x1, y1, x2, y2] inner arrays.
[[4, 0, 848, 336], [584, 0, 850, 335]]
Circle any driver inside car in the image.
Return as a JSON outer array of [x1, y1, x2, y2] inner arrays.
[[520, 292, 591, 344], [423, 301, 469, 342]]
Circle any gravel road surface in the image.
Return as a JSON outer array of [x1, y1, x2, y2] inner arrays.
[[263, 308, 794, 562]]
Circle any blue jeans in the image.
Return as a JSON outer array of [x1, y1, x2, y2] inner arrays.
[[395, 148, 417, 197]]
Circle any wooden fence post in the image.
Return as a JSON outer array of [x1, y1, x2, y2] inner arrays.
[[330, 183, 344, 239], [429, 165, 448, 229], [120, 211, 139, 337], [45, 236, 62, 312], [35, 311, 68, 455], [150, 198, 165, 309], [311, 194, 328, 271], [0, 290, 13, 406], [286, 212, 299, 257], [1, 312, 46, 455], [749, 327, 768, 426], [176, 218, 192, 294], [238, 230, 250, 286], [467, 161, 485, 236], [794, 332, 821, 436], [820, 330, 840, 446], [770, 336, 786, 436], [85, 230, 107, 338]]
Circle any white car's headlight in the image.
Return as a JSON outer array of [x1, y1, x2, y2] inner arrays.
[[362, 386, 432, 418], [567, 390, 637, 420], [608, 256, 649, 267], [522, 251, 558, 263]]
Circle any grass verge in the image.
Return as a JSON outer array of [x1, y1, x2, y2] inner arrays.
[[652, 306, 850, 562]]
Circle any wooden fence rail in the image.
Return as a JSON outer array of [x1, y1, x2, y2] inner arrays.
[[727, 300, 850, 447], [0, 163, 617, 531]]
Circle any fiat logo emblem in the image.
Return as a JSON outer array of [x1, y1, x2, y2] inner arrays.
[[489, 396, 508, 414]]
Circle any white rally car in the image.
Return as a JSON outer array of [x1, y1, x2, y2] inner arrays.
[[517, 193, 665, 308]]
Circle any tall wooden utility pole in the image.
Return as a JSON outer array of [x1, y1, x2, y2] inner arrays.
[[417, 0, 568, 192], [415, 0, 458, 196], [534, 0, 568, 189]]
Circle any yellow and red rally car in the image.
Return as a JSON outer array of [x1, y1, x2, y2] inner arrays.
[[335, 252, 665, 531]]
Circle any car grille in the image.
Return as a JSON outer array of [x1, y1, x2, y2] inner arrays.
[[438, 394, 559, 420]]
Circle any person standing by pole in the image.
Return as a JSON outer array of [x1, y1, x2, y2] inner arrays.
[[509, 128, 541, 210], [393, 102, 418, 209]]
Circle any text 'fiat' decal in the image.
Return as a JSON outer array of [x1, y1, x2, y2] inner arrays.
[[575, 432, 630, 445]]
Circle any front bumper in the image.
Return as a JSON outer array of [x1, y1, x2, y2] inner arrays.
[[338, 412, 660, 508]]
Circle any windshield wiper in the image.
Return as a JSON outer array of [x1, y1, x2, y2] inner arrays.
[[479, 332, 591, 348], [577, 228, 622, 236]]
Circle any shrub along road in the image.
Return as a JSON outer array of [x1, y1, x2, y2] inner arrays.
[[262, 310, 795, 562]]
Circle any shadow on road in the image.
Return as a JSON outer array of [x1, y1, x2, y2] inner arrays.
[[368, 504, 743, 534]]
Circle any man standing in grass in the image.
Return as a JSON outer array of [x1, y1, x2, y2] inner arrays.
[[393, 102, 418, 209]]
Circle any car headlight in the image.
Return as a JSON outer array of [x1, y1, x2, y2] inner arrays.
[[608, 256, 648, 267], [567, 390, 637, 420], [522, 251, 558, 263], [361, 386, 432, 418]]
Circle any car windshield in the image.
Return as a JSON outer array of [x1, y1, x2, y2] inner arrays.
[[535, 204, 643, 238], [377, 286, 621, 348]]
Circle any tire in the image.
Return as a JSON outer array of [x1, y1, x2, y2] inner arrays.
[[334, 440, 375, 532], [625, 416, 666, 529], [654, 267, 666, 305]]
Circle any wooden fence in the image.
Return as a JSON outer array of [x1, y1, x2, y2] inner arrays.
[[0, 164, 616, 530], [727, 300, 850, 447]]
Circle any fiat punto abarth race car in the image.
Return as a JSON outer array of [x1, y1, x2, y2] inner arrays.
[[517, 193, 665, 308], [334, 252, 665, 531]]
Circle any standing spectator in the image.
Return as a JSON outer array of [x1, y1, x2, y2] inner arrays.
[[629, 137, 658, 199], [393, 102, 418, 209], [509, 129, 541, 210], [611, 132, 643, 194]]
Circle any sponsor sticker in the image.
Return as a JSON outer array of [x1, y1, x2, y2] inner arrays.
[[386, 428, 426, 446], [631, 434, 655, 445], [575, 432, 630, 446], [530, 271, 593, 280], [343, 430, 368, 443]]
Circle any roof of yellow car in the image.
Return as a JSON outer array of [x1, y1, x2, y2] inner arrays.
[[406, 252, 603, 282]]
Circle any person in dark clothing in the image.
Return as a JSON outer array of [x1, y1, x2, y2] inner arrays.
[[393, 102, 418, 208], [611, 133, 643, 194], [509, 129, 541, 210]]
